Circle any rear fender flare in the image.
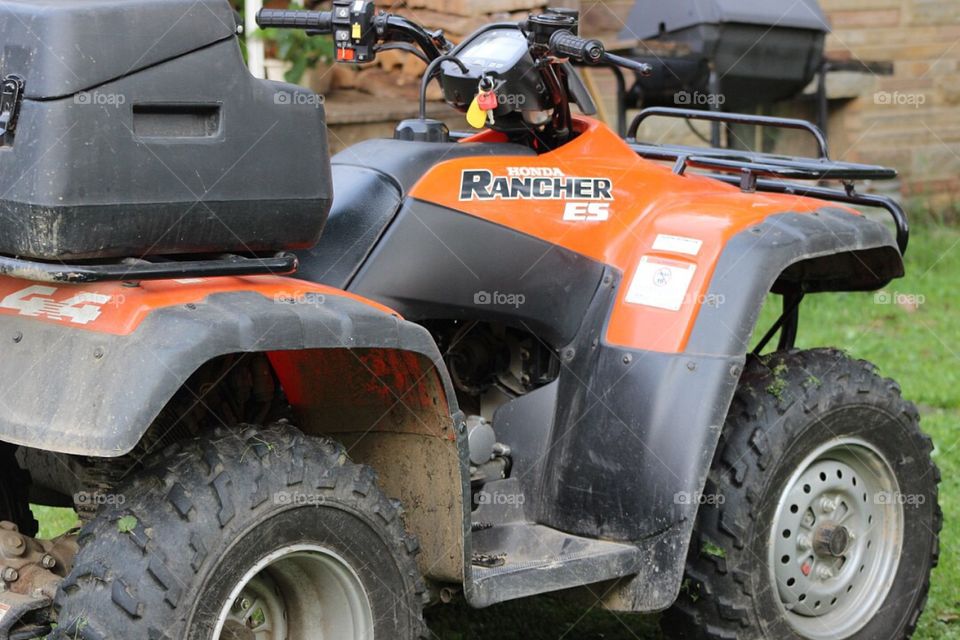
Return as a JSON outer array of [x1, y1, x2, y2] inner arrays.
[[0, 290, 460, 455], [0, 288, 472, 582]]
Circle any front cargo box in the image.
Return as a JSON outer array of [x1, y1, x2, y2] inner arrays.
[[0, 0, 332, 260]]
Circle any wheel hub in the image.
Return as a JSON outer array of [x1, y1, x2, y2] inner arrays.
[[219, 571, 288, 640], [221, 620, 257, 640], [770, 439, 903, 639], [813, 523, 851, 558], [213, 544, 374, 640]]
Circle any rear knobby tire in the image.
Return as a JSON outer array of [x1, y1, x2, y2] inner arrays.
[[0, 443, 37, 537], [662, 349, 941, 640], [52, 423, 427, 640]]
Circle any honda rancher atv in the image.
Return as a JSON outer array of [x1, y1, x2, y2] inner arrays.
[[0, 1, 940, 639]]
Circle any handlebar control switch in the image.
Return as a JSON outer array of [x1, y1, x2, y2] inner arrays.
[[332, 0, 377, 62], [525, 11, 579, 48]]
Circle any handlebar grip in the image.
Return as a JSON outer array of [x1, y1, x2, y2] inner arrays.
[[256, 8, 332, 32], [549, 30, 604, 63]]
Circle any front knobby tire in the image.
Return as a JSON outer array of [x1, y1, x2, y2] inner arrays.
[[663, 349, 941, 640], [52, 423, 427, 640]]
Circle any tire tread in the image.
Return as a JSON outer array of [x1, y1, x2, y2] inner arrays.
[[662, 349, 942, 640], [52, 423, 428, 639]]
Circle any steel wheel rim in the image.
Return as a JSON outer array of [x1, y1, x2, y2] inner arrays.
[[213, 544, 374, 640], [769, 437, 903, 639]]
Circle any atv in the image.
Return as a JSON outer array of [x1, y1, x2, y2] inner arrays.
[[0, 1, 940, 639]]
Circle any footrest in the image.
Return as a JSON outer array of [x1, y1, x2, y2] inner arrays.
[[467, 523, 640, 608]]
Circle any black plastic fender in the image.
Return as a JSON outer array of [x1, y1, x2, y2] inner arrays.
[[537, 208, 903, 611], [686, 208, 904, 356]]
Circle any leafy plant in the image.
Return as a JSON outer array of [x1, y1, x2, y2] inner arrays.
[[117, 515, 138, 534], [261, 3, 335, 84]]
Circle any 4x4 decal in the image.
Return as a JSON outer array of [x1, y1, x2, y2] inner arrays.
[[0, 285, 111, 325]]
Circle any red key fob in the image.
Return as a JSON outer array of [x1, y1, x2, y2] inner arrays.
[[477, 91, 498, 111]]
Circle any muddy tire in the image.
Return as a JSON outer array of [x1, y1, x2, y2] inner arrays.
[[662, 349, 941, 640], [52, 423, 427, 640], [0, 443, 37, 537]]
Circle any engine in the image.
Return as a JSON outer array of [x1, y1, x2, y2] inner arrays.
[[426, 321, 560, 502]]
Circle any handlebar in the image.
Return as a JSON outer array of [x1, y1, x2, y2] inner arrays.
[[257, 5, 652, 144], [258, 8, 653, 78], [548, 30, 653, 76], [257, 8, 332, 31]]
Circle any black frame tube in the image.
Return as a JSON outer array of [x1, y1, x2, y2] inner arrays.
[[753, 291, 805, 356], [0, 253, 299, 284]]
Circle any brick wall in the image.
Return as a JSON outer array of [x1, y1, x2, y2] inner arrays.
[[820, 0, 960, 201]]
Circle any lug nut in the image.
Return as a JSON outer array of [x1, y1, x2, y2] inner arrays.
[[2, 567, 19, 582], [439, 587, 457, 604], [0, 532, 25, 558], [816, 566, 834, 580], [797, 534, 812, 551], [41, 554, 56, 569], [820, 497, 836, 513]]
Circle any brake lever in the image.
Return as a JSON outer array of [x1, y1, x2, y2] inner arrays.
[[602, 52, 653, 77]]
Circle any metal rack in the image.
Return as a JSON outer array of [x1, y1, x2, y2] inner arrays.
[[628, 107, 909, 253]]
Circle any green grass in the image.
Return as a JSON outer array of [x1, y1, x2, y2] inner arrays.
[[34, 225, 960, 638], [31, 505, 79, 539]]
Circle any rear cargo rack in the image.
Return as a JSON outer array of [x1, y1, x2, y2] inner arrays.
[[628, 107, 909, 253], [0, 252, 299, 284]]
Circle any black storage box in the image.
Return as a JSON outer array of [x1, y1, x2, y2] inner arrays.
[[621, 0, 828, 109], [0, 0, 332, 260]]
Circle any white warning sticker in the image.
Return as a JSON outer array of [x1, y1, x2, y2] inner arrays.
[[652, 234, 703, 256], [625, 257, 697, 311]]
